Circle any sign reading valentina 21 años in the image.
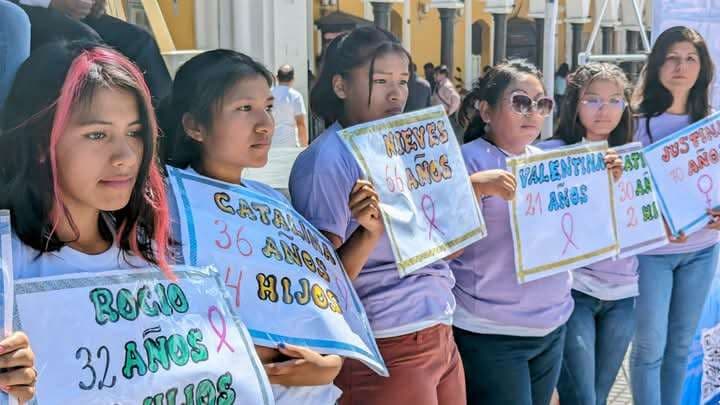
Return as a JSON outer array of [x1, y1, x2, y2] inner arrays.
[[507, 142, 618, 283]]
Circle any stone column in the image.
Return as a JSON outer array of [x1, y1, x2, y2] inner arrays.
[[492, 12, 508, 64], [370, 2, 392, 31], [439, 7, 457, 72]]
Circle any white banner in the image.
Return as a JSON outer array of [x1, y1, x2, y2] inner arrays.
[[14, 266, 273, 404], [507, 142, 619, 283], [643, 112, 720, 236], [167, 167, 386, 376], [338, 106, 486, 276], [614, 143, 668, 257]]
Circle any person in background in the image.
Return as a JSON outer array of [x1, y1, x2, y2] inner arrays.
[[13, 0, 171, 102], [482, 65, 491, 77], [432, 65, 461, 117], [405, 63, 432, 112], [272, 64, 308, 148], [0, 0, 30, 109], [424, 62, 436, 92], [554, 63, 570, 116]]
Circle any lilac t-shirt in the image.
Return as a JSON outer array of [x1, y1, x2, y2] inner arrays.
[[635, 113, 720, 255], [451, 137, 573, 336], [289, 122, 456, 338], [535, 138, 639, 301]]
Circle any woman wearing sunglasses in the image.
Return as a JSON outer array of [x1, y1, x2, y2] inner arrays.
[[537, 62, 636, 405], [450, 60, 573, 405]]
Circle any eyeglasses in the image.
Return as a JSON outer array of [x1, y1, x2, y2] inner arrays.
[[508, 92, 554, 117], [580, 96, 626, 111]]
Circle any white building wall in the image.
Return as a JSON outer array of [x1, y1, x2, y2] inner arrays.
[[194, 0, 310, 107]]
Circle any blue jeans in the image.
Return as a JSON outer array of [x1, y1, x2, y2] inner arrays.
[[557, 290, 636, 405], [453, 325, 565, 405], [630, 244, 720, 405], [0, 0, 30, 109]]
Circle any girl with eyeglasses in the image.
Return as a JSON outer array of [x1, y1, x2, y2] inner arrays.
[[537, 62, 637, 405], [450, 60, 573, 405], [630, 26, 720, 405]]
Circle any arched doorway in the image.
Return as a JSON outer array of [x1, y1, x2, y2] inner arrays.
[[471, 20, 489, 80], [507, 18, 537, 62]]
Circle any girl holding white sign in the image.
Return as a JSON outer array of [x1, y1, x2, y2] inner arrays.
[[631, 26, 720, 405], [0, 41, 178, 402], [159, 49, 344, 405], [290, 26, 466, 405], [537, 62, 637, 405], [451, 60, 572, 405]]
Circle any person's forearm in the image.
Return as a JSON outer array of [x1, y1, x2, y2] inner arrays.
[[337, 227, 381, 279], [297, 123, 308, 147]]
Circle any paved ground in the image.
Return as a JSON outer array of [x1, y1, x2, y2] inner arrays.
[[608, 356, 633, 404]]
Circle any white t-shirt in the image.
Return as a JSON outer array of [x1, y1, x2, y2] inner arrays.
[[271, 85, 306, 147], [12, 232, 148, 280]]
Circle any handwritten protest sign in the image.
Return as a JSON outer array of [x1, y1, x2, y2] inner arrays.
[[338, 106, 486, 276], [643, 112, 720, 237], [167, 167, 387, 376], [507, 142, 618, 283], [0, 211, 13, 405], [614, 143, 668, 257], [14, 266, 273, 404]]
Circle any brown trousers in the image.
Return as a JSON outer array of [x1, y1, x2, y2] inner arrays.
[[336, 324, 466, 405]]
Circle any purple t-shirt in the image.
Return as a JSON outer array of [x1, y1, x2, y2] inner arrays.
[[289, 122, 455, 338], [536, 138, 639, 300], [635, 113, 720, 255], [450, 137, 573, 336]]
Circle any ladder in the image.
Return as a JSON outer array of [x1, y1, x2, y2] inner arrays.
[[578, 0, 651, 65]]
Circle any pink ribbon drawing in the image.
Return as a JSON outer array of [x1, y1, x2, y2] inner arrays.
[[208, 305, 235, 353], [421, 194, 445, 240], [561, 212, 578, 255]]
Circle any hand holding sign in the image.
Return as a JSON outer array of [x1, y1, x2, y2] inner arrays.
[[339, 106, 486, 276], [264, 343, 342, 387], [0, 332, 36, 402], [643, 112, 720, 237], [469, 170, 518, 201], [349, 180, 383, 236], [612, 143, 668, 257], [168, 167, 387, 377], [605, 149, 623, 181]]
